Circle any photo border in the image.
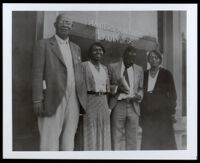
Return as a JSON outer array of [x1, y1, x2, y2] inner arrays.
[[3, 3, 197, 160]]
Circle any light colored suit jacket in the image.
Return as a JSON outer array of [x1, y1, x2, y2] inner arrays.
[[32, 36, 81, 116], [75, 61, 110, 112], [108, 61, 144, 116]]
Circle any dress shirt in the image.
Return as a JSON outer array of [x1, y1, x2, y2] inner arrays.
[[118, 62, 134, 100], [55, 34, 75, 88]]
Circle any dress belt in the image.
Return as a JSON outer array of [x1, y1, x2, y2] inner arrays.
[[87, 91, 108, 96], [119, 98, 133, 103]]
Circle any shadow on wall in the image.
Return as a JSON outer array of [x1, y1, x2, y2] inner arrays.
[[12, 11, 40, 151]]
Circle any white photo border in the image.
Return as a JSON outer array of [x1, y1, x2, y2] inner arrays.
[[3, 3, 197, 160]]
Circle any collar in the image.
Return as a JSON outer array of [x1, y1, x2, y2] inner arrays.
[[89, 60, 102, 70], [55, 34, 69, 44]]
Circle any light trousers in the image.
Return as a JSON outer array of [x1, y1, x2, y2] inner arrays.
[[111, 100, 139, 150], [38, 85, 80, 151]]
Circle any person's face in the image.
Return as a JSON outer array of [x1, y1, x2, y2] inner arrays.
[[54, 15, 73, 39], [123, 51, 136, 68], [90, 45, 104, 62], [148, 52, 161, 68]]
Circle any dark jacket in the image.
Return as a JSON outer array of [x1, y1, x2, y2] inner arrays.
[[140, 67, 177, 150], [141, 67, 177, 116]]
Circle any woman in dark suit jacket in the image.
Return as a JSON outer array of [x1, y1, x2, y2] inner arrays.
[[140, 50, 177, 150]]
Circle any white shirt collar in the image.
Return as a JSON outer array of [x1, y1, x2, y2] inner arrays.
[[55, 34, 69, 44]]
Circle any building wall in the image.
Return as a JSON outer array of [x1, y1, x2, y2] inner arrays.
[[12, 11, 39, 151], [162, 11, 187, 150], [43, 11, 158, 40], [12, 11, 186, 150]]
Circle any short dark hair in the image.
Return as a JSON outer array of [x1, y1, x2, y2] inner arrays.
[[55, 14, 73, 24], [123, 46, 136, 57], [147, 50, 162, 64], [88, 42, 105, 56]]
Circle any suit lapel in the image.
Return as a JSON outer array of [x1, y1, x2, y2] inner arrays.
[[69, 41, 78, 67], [153, 67, 162, 90], [144, 70, 149, 91], [116, 61, 123, 80], [49, 36, 66, 68], [133, 64, 137, 89]]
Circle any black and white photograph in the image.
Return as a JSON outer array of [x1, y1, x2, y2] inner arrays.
[[3, 3, 197, 160]]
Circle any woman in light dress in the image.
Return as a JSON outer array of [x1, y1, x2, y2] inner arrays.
[[75, 42, 111, 151]]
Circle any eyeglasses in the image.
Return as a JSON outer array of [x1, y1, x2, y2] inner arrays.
[[149, 55, 160, 60]]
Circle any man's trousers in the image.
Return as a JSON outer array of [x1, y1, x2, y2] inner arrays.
[[111, 100, 139, 150], [38, 85, 80, 151]]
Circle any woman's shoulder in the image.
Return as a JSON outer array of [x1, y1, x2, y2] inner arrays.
[[159, 67, 172, 75], [101, 64, 108, 72], [78, 61, 89, 66], [76, 61, 90, 72], [158, 68, 174, 81]]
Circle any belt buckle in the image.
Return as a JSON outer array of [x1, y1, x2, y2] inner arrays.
[[95, 92, 101, 96]]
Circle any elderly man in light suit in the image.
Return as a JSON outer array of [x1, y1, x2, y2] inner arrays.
[[32, 13, 81, 151], [108, 46, 144, 150]]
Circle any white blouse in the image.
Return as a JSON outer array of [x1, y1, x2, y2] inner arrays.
[[147, 69, 160, 92], [88, 61, 107, 92]]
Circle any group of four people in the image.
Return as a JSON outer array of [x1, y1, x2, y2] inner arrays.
[[32, 13, 177, 151]]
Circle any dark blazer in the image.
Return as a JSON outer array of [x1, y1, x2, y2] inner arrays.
[[141, 67, 177, 115], [75, 61, 110, 112], [108, 61, 144, 116], [32, 36, 81, 116], [140, 68, 177, 150]]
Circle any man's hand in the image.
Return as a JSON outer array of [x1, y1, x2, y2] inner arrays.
[[33, 102, 44, 117], [126, 93, 142, 103], [108, 109, 112, 115], [134, 93, 142, 102]]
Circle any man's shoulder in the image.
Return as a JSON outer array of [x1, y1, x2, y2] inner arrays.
[[69, 40, 80, 50], [109, 61, 121, 69]]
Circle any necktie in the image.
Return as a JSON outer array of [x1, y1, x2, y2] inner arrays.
[[123, 67, 130, 87]]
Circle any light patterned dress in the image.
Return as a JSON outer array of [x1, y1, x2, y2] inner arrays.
[[77, 61, 111, 151]]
